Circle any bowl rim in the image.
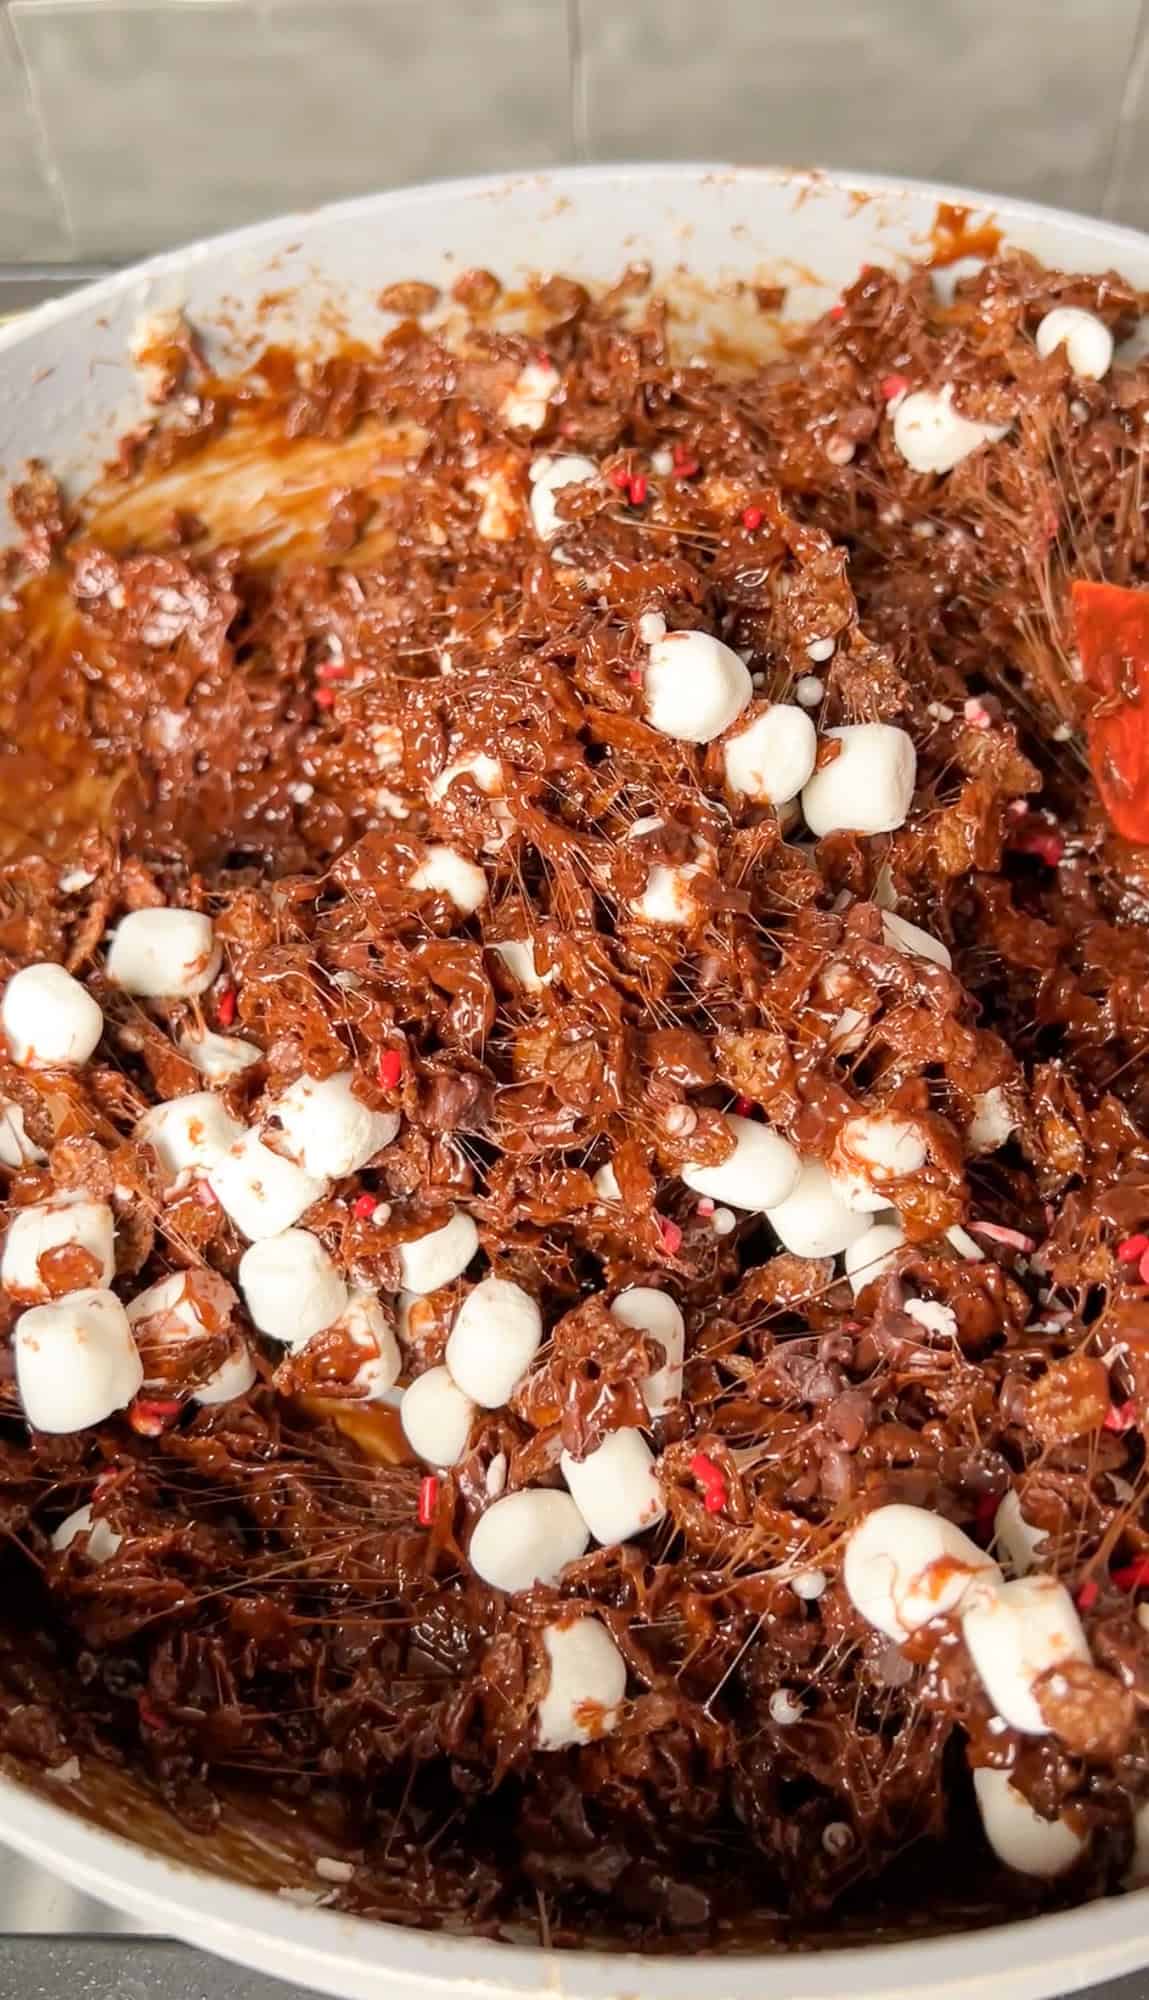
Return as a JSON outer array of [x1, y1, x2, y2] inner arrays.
[[3, 158, 1149, 1999]]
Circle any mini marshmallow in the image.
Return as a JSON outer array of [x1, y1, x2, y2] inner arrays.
[[3, 962, 104, 1069], [0, 1102, 46, 1169], [469, 1488, 589, 1592], [994, 1489, 1049, 1577], [891, 385, 1010, 474], [723, 704, 817, 805], [490, 938, 555, 992], [238, 1229, 347, 1348], [400, 1364, 476, 1466], [137, 1092, 244, 1178], [408, 845, 488, 916], [561, 1429, 666, 1546], [844, 1220, 906, 1296], [106, 907, 221, 999], [51, 1505, 122, 1564], [536, 1617, 627, 1750], [801, 724, 917, 838], [882, 910, 952, 969], [844, 1502, 999, 1641], [682, 1114, 800, 1213], [1035, 306, 1113, 382], [529, 455, 598, 541], [209, 1132, 327, 1240], [972, 1767, 1084, 1878], [967, 1086, 1017, 1155], [904, 1297, 957, 1338], [593, 1161, 621, 1202], [503, 357, 560, 432], [332, 1290, 401, 1400], [195, 1341, 258, 1406], [396, 1211, 479, 1295], [428, 752, 503, 805], [127, 1268, 237, 1363], [2, 1196, 114, 1302], [444, 1274, 542, 1407], [15, 1288, 143, 1433], [270, 1071, 399, 1181], [765, 1160, 869, 1259], [643, 630, 752, 744], [832, 1113, 928, 1212], [611, 1285, 685, 1419], [631, 861, 707, 927], [959, 1574, 1090, 1734], [179, 1028, 262, 1081]]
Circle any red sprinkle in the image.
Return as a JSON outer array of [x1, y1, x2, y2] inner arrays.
[[216, 986, 237, 1028], [1075, 1578, 1100, 1612], [974, 1492, 999, 1541], [353, 1192, 377, 1220], [628, 473, 648, 506], [627, 666, 644, 685], [1139, 1246, 1149, 1287], [969, 1220, 1035, 1253], [829, 304, 845, 321], [418, 1475, 439, 1527], [880, 373, 910, 401], [696, 1197, 716, 1218], [377, 1048, 403, 1091], [689, 1450, 728, 1514], [741, 505, 764, 532], [608, 464, 631, 491], [733, 1095, 754, 1117], [1117, 1232, 1149, 1264], [1010, 827, 1065, 868], [673, 451, 701, 479], [128, 1396, 183, 1438], [1112, 1556, 1149, 1593], [316, 659, 350, 682], [1104, 1399, 1138, 1432], [658, 1215, 683, 1256], [137, 1695, 168, 1733], [315, 687, 336, 710]]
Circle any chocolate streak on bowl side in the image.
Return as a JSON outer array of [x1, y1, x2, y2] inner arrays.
[[1, 252, 1149, 1948]]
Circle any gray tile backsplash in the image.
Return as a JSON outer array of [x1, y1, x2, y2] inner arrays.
[[0, 0, 1145, 263]]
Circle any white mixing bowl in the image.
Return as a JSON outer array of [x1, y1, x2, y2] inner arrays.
[[0, 163, 1147, 2000]]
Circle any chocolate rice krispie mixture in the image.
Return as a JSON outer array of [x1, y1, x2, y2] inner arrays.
[[3, 237, 1149, 1946]]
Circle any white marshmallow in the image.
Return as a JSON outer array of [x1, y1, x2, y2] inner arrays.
[[611, 1286, 685, 1418], [14, 1288, 143, 1433], [137, 1092, 244, 1178], [490, 938, 555, 991], [51, 1505, 122, 1564], [904, 1297, 957, 1338], [428, 752, 503, 805], [238, 1229, 347, 1348], [331, 1289, 401, 1400], [967, 1086, 1017, 1156], [444, 1274, 542, 1407], [126, 1268, 235, 1349], [529, 455, 598, 541], [994, 1489, 1049, 1577], [631, 861, 707, 927], [1035, 306, 1113, 382], [682, 1114, 800, 1213], [2, 1196, 114, 1302], [765, 1160, 869, 1259], [592, 1161, 621, 1203], [959, 1575, 1090, 1735], [795, 675, 825, 707], [882, 910, 952, 969], [469, 1488, 589, 1592], [270, 1071, 398, 1181], [643, 631, 753, 744], [844, 1502, 999, 1641], [106, 907, 221, 999], [396, 1211, 479, 1294], [503, 357, 561, 432], [801, 724, 917, 838], [723, 704, 817, 805], [972, 1768, 1084, 1878], [179, 1028, 262, 1081], [408, 845, 487, 915], [209, 1132, 327, 1240], [844, 1220, 906, 1296], [561, 1429, 666, 1546], [2, 963, 103, 1069], [400, 1364, 476, 1466], [0, 1102, 46, 1169], [832, 1113, 928, 1212], [891, 385, 1010, 474], [195, 1341, 258, 1406], [536, 1617, 627, 1750]]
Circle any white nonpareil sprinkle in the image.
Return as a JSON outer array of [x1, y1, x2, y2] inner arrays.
[[822, 1821, 853, 1855], [769, 1688, 804, 1726], [881, 909, 952, 970], [490, 937, 555, 992], [445, 1274, 543, 1408], [209, 1133, 327, 1241], [904, 1297, 958, 1339], [106, 907, 221, 999], [843, 1503, 999, 1641], [638, 610, 667, 646], [396, 1210, 479, 1295], [536, 1617, 627, 1750], [400, 1365, 476, 1467], [891, 384, 1010, 474], [2, 1195, 115, 1302], [611, 1285, 685, 1419], [795, 675, 825, 707], [408, 845, 488, 916], [844, 1220, 906, 1297], [801, 723, 917, 838], [993, 1489, 1049, 1578], [650, 447, 674, 475], [711, 1206, 737, 1237], [643, 630, 752, 744], [238, 1229, 347, 1349], [179, 1027, 262, 1081], [723, 702, 817, 805], [806, 636, 836, 663], [561, 1428, 666, 1545], [682, 1114, 800, 1213], [528, 454, 598, 542], [51, 1504, 123, 1564], [468, 1488, 589, 1592], [137, 1092, 244, 1178], [765, 1159, 868, 1260], [2, 962, 104, 1069], [972, 1767, 1084, 1878], [14, 1288, 144, 1433], [790, 1568, 828, 1601], [1035, 306, 1113, 381], [269, 1070, 399, 1181], [831, 1113, 928, 1213], [959, 1574, 1090, 1734]]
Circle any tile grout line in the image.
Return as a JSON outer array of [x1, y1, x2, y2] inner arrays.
[[5, 4, 77, 259], [1101, 0, 1149, 218], [567, 0, 588, 163]]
